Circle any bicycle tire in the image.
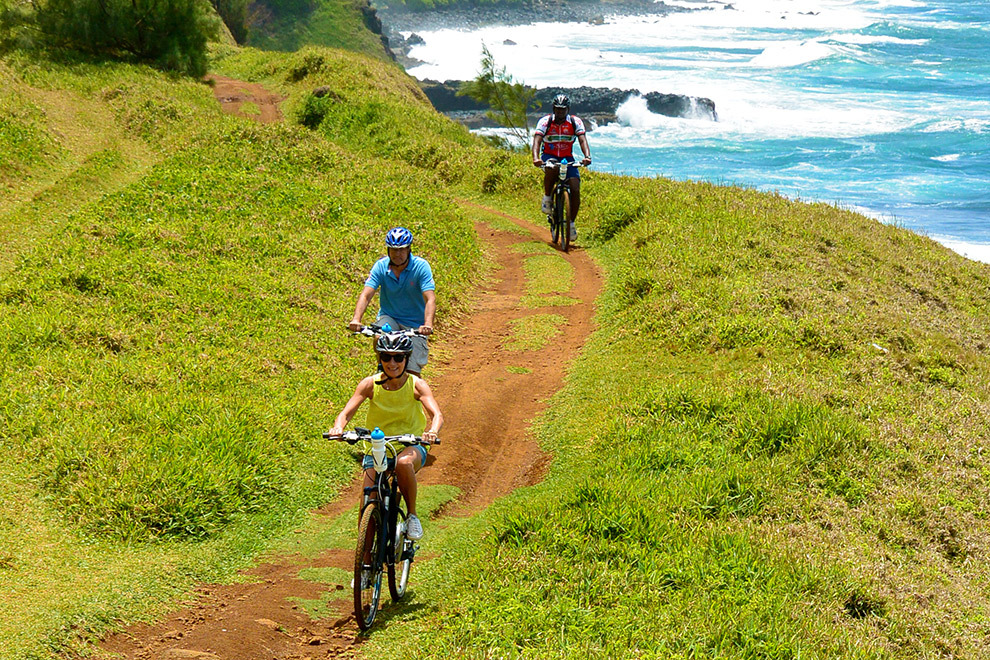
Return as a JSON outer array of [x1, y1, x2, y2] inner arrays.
[[559, 188, 570, 253], [388, 507, 412, 601], [553, 187, 566, 250], [354, 502, 384, 631], [549, 193, 560, 245]]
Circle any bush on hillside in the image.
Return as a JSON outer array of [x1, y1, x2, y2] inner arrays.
[[0, 0, 34, 50], [209, 0, 248, 43], [34, 0, 218, 76]]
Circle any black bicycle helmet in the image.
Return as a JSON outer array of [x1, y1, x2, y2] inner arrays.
[[376, 333, 413, 356], [385, 226, 413, 248], [552, 93, 570, 109]]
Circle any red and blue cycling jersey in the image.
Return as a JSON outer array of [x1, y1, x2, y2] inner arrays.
[[535, 114, 586, 159]]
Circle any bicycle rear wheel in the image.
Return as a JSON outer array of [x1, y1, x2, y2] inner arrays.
[[354, 502, 384, 631], [388, 508, 412, 601]]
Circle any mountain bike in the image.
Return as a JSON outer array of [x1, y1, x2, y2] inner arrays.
[[541, 158, 585, 253], [323, 427, 438, 631]]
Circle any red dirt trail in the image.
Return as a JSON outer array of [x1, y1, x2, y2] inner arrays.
[[82, 84, 603, 660]]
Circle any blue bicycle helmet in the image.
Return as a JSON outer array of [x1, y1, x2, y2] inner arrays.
[[385, 226, 413, 248]]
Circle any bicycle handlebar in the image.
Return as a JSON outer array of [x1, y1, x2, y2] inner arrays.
[[323, 427, 439, 445], [351, 324, 424, 338], [538, 159, 588, 169]]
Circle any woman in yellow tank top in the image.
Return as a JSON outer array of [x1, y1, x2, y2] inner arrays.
[[328, 333, 443, 541]]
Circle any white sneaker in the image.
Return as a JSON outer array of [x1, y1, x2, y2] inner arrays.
[[406, 514, 424, 540], [540, 196, 551, 214], [569, 223, 577, 242]]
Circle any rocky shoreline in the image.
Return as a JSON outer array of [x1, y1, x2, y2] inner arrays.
[[379, 0, 713, 68], [373, 0, 722, 129], [379, 0, 699, 33], [419, 79, 717, 128]]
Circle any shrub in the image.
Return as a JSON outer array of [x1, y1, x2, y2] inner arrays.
[[34, 0, 218, 76], [210, 0, 248, 43]]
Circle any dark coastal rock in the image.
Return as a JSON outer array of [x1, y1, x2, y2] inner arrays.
[[380, 0, 691, 34], [419, 79, 718, 127]]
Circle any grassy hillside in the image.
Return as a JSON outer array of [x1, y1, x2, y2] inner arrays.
[[4, 34, 990, 660], [359, 180, 990, 655], [0, 47, 482, 658], [245, 0, 391, 58]]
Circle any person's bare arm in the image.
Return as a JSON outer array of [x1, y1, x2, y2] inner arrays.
[[349, 286, 377, 331], [532, 133, 544, 166], [578, 133, 592, 166], [414, 379, 443, 442], [419, 290, 437, 335], [328, 377, 375, 435]]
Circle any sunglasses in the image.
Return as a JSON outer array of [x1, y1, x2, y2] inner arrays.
[[379, 353, 407, 363]]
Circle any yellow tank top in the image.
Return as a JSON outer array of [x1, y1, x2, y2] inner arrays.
[[366, 374, 427, 437]]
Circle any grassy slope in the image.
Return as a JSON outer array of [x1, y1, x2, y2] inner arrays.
[[245, 0, 390, 59], [3, 34, 990, 660], [359, 186, 990, 656], [0, 48, 481, 658]]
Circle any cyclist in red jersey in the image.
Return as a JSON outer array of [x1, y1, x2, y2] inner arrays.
[[532, 94, 592, 242]]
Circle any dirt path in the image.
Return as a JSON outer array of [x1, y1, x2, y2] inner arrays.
[[90, 204, 602, 659], [207, 75, 285, 124]]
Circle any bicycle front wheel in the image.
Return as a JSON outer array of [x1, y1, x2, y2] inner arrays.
[[553, 188, 566, 250], [354, 502, 385, 631], [559, 189, 570, 253], [388, 508, 412, 601], [549, 194, 561, 245]]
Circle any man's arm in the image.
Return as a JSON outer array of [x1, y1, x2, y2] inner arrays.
[[532, 133, 544, 166], [578, 133, 592, 166], [349, 285, 377, 331], [419, 290, 436, 335]]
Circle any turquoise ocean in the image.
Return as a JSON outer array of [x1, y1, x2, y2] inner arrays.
[[404, 0, 990, 262]]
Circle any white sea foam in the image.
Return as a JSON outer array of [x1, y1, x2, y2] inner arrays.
[[829, 33, 928, 45], [749, 40, 835, 67], [932, 154, 961, 162], [931, 238, 990, 265], [922, 119, 990, 134]]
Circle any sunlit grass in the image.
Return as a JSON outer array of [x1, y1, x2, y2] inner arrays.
[[504, 314, 567, 351]]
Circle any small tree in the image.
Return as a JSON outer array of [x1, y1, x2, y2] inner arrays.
[[458, 44, 537, 145], [34, 0, 218, 76]]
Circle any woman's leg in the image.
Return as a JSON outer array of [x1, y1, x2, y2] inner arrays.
[[394, 446, 424, 516]]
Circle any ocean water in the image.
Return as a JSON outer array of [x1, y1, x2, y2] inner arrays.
[[404, 0, 990, 263]]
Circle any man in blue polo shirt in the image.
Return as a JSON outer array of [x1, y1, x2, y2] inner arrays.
[[348, 227, 436, 375]]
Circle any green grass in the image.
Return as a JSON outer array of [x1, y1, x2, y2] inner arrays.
[[246, 0, 391, 59], [0, 46, 483, 659], [504, 314, 567, 351]]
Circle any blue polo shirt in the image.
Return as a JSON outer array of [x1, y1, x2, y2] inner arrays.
[[365, 255, 435, 327]]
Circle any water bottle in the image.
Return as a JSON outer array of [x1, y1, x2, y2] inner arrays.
[[371, 427, 386, 473]]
